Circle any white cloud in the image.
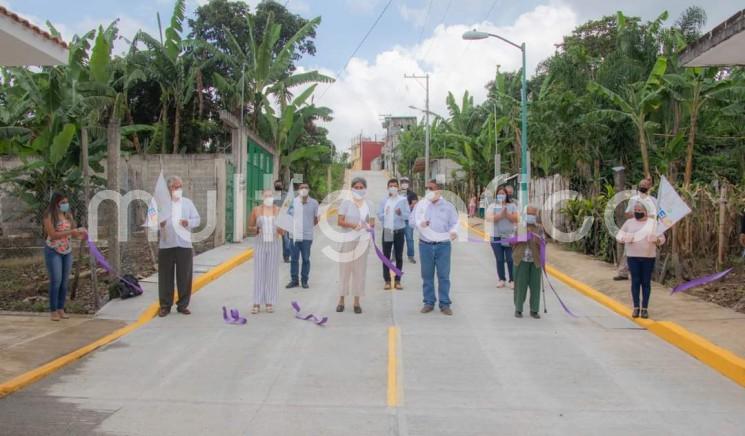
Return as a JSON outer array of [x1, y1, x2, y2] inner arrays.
[[314, 1, 577, 151], [399, 3, 428, 27]]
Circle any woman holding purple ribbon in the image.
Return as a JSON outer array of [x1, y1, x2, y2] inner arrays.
[[616, 203, 665, 319], [486, 186, 518, 289], [42, 192, 87, 321], [336, 177, 374, 314], [248, 189, 285, 314], [512, 206, 543, 319]]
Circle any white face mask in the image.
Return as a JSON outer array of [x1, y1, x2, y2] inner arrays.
[[388, 187, 398, 196], [526, 215, 537, 225], [496, 194, 506, 203], [425, 190, 436, 201], [172, 189, 183, 201], [299, 188, 309, 197], [352, 188, 366, 199], [401, 183, 409, 190], [263, 197, 274, 207]]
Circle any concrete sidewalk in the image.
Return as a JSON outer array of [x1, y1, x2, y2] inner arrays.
[[0, 239, 252, 387]]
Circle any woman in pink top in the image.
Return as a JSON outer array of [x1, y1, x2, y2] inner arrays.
[[616, 203, 666, 319]]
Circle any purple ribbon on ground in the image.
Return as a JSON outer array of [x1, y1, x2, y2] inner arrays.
[[222, 306, 247, 325], [367, 227, 404, 278], [671, 268, 733, 294], [87, 238, 144, 294], [291, 301, 328, 326]]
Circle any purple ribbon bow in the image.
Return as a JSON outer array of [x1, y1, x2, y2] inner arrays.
[[222, 306, 247, 325], [671, 268, 733, 294], [291, 301, 328, 326], [367, 227, 404, 278], [87, 238, 144, 294]]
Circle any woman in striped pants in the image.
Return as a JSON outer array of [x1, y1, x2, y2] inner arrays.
[[248, 189, 285, 314]]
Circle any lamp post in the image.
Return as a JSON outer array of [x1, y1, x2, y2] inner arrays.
[[463, 30, 529, 222]]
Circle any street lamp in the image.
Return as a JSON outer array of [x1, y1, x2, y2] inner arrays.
[[462, 29, 529, 226]]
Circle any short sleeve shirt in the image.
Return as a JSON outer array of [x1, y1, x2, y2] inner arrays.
[[289, 197, 320, 241]]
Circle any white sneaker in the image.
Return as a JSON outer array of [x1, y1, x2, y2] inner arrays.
[[497, 280, 505, 288], [508, 281, 514, 289]]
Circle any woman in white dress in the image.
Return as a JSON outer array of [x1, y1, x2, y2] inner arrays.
[[336, 177, 375, 314], [248, 189, 285, 314]]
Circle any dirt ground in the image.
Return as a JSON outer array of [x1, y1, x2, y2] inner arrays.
[[0, 231, 212, 314]]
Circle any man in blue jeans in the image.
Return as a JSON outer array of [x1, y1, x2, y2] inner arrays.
[[286, 182, 320, 289], [400, 177, 418, 264], [414, 179, 459, 315]]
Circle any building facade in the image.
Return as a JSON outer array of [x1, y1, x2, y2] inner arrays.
[[350, 137, 384, 171], [381, 116, 418, 177]]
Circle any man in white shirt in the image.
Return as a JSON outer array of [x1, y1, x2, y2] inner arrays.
[[158, 175, 201, 317], [286, 182, 320, 289], [377, 178, 411, 290], [614, 177, 657, 281]]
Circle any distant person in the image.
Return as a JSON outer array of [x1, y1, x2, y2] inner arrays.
[[336, 177, 375, 314], [505, 184, 515, 201], [377, 178, 410, 290], [158, 176, 200, 317], [274, 179, 292, 263], [616, 202, 666, 319], [415, 179, 459, 315], [248, 189, 284, 314], [43, 192, 87, 321], [614, 177, 657, 281], [400, 176, 418, 264], [512, 206, 544, 319], [286, 182, 320, 289], [486, 185, 518, 288], [468, 196, 477, 218]]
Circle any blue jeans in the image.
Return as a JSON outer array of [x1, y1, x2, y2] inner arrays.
[[44, 246, 72, 312], [404, 220, 415, 258], [627, 257, 655, 308], [490, 238, 514, 282], [419, 241, 452, 308], [282, 233, 291, 259], [290, 240, 313, 284]]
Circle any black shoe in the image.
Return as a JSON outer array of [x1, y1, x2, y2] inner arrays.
[[640, 309, 649, 319], [632, 308, 640, 318], [514, 311, 523, 318], [354, 305, 362, 314], [286, 281, 299, 289], [530, 311, 540, 319], [301, 282, 309, 289], [408, 257, 416, 264], [158, 308, 170, 317], [613, 275, 628, 281], [284, 257, 290, 263], [336, 305, 344, 312]]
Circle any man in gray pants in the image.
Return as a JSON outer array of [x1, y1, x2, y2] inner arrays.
[[158, 176, 201, 317]]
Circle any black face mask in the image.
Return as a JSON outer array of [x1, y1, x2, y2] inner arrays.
[[638, 187, 649, 194], [274, 185, 282, 191], [634, 212, 646, 220]]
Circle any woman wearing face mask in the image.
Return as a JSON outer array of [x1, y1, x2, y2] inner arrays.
[[486, 186, 518, 288], [511, 206, 543, 319], [616, 203, 665, 319], [248, 189, 285, 314], [42, 192, 87, 321], [336, 177, 375, 314]]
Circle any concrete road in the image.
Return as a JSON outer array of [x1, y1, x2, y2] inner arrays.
[[2, 171, 745, 435]]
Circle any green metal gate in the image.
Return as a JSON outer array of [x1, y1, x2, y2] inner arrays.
[[246, 140, 274, 211]]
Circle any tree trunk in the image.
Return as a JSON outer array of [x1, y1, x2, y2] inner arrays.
[[684, 110, 698, 187], [126, 108, 141, 154], [717, 184, 727, 270], [82, 128, 99, 310], [173, 106, 181, 154], [107, 116, 121, 276], [638, 121, 651, 178], [160, 106, 168, 154], [196, 70, 205, 118]]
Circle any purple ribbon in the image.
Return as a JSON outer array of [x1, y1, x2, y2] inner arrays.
[[222, 306, 247, 325], [87, 238, 144, 294], [367, 227, 404, 278], [671, 268, 733, 294], [291, 301, 328, 326]]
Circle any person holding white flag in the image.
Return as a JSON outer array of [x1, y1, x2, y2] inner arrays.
[[158, 176, 200, 318]]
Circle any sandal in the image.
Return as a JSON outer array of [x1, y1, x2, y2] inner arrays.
[[251, 305, 260, 314], [336, 304, 344, 312], [266, 305, 274, 313], [354, 305, 362, 314]]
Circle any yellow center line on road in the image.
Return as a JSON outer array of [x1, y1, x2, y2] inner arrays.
[[387, 325, 400, 407]]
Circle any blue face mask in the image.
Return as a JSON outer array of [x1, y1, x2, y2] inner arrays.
[[496, 194, 506, 203], [526, 215, 537, 225], [59, 202, 70, 213]]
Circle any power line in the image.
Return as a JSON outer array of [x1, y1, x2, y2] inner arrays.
[[417, 0, 434, 43], [420, 0, 453, 60], [318, 0, 395, 100]]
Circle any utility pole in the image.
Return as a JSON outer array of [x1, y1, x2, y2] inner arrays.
[[404, 73, 430, 181]]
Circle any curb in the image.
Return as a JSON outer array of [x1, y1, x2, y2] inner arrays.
[[0, 248, 254, 399], [467, 221, 745, 389]]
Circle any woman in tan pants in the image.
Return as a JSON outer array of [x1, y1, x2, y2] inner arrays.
[[336, 177, 375, 314]]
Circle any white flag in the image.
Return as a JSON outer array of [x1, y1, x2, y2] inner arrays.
[[145, 171, 171, 228], [655, 176, 692, 236], [276, 181, 295, 234]]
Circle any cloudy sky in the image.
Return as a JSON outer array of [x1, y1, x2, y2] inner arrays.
[[4, 0, 743, 150]]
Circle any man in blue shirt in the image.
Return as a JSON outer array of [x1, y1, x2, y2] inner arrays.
[[377, 178, 411, 290], [414, 179, 459, 315], [286, 182, 320, 289]]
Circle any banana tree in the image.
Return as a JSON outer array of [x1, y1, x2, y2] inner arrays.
[[588, 56, 668, 177]]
